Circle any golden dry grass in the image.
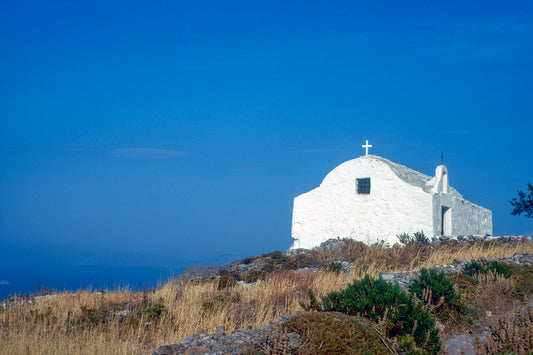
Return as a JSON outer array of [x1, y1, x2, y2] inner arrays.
[[1, 240, 531, 354], [476, 306, 533, 354]]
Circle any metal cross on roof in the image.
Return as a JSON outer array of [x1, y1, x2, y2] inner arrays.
[[362, 140, 372, 156]]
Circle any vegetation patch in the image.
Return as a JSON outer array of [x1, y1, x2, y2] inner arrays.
[[508, 264, 533, 299], [1, 239, 532, 354], [283, 312, 395, 355], [323, 261, 344, 274], [463, 260, 512, 278], [410, 268, 467, 322], [397, 231, 430, 245], [302, 275, 441, 354], [476, 306, 533, 354]]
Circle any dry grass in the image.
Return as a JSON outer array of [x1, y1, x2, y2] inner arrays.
[[476, 306, 533, 354], [1, 240, 532, 354], [471, 271, 516, 313], [0, 271, 346, 354], [338, 239, 533, 276], [282, 312, 395, 355]]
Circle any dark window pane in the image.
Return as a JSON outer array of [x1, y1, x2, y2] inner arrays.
[[357, 178, 371, 194]]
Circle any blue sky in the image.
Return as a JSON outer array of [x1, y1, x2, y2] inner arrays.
[[1, 0, 532, 271]]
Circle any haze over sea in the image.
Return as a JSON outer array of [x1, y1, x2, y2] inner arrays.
[[0, 265, 173, 300], [1, 1, 532, 299], [0, 253, 242, 300]]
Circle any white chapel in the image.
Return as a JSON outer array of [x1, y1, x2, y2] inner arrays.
[[290, 141, 493, 249]]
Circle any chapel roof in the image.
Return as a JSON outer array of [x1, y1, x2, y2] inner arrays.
[[358, 155, 463, 198]]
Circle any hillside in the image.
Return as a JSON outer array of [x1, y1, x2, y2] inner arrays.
[[1, 236, 533, 354]]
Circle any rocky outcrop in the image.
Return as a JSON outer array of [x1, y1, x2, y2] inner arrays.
[[380, 252, 533, 290], [157, 245, 533, 355], [175, 236, 531, 283], [152, 314, 300, 355], [177, 259, 245, 281]]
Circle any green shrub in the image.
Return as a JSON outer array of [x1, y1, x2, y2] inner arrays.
[[303, 275, 440, 353], [410, 268, 465, 317], [397, 231, 430, 245], [29, 306, 57, 325], [218, 268, 241, 282], [299, 289, 321, 311], [243, 270, 267, 283], [137, 302, 166, 321], [463, 260, 512, 279], [397, 233, 411, 245], [413, 231, 430, 244], [200, 293, 228, 314], [261, 262, 277, 274], [508, 264, 533, 299], [270, 250, 284, 261], [201, 301, 214, 312], [486, 260, 512, 278], [79, 305, 109, 326], [241, 256, 256, 265], [281, 253, 322, 270], [325, 261, 344, 274], [217, 274, 236, 290], [463, 261, 484, 276]]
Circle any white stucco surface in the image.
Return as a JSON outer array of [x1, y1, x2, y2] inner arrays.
[[290, 155, 492, 249]]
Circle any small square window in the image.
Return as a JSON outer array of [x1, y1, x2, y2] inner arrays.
[[357, 178, 371, 194]]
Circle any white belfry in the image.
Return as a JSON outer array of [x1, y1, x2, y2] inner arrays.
[[362, 140, 372, 156]]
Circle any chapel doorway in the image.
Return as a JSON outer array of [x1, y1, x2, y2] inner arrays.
[[441, 206, 451, 236]]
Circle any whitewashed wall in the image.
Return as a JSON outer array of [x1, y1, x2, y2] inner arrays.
[[291, 156, 434, 249], [432, 193, 493, 236]]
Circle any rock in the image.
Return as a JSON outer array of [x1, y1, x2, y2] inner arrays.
[[176, 258, 244, 281], [379, 253, 533, 289], [317, 238, 347, 253], [442, 334, 477, 355], [152, 344, 188, 355], [184, 347, 211, 355], [286, 332, 300, 348], [152, 314, 300, 355]]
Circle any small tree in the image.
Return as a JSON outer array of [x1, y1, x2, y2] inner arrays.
[[510, 183, 533, 218]]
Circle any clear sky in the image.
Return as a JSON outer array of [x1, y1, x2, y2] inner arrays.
[[1, 1, 532, 272]]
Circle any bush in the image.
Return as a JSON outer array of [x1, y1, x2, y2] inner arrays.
[[485, 260, 512, 278], [79, 305, 109, 327], [410, 268, 465, 317], [325, 261, 344, 274], [463, 260, 512, 279], [281, 253, 322, 270], [217, 274, 236, 290], [303, 275, 441, 353], [243, 270, 266, 283], [283, 312, 396, 354], [241, 256, 256, 265], [270, 250, 284, 261], [508, 264, 533, 299], [462, 261, 484, 276], [413, 231, 430, 244], [477, 306, 533, 354], [397, 233, 411, 245], [137, 302, 166, 321], [299, 289, 321, 311], [397, 231, 430, 245], [29, 306, 57, 325]]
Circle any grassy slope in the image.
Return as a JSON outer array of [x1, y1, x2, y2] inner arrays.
[[1, 239, 532, 354]]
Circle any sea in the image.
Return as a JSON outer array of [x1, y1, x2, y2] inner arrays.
[[0, 264, 185, 300], [0, 252, 246, 300]]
